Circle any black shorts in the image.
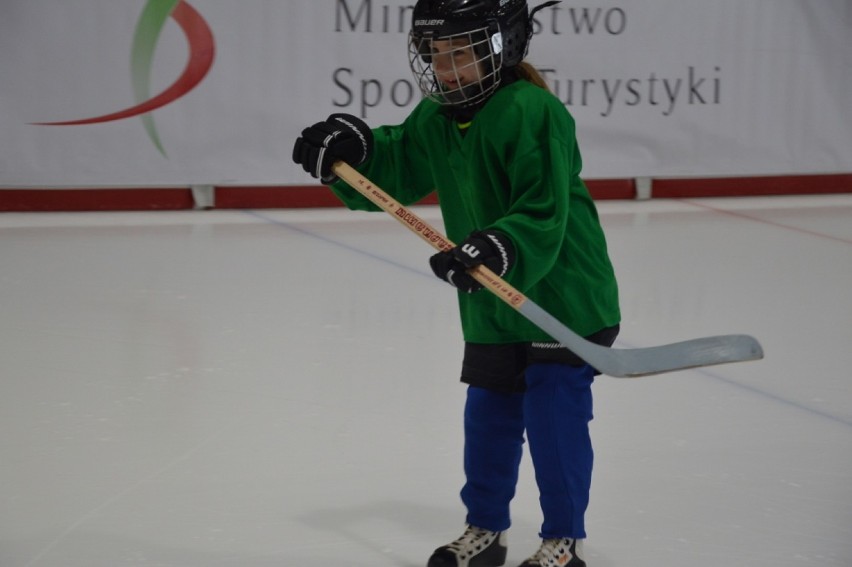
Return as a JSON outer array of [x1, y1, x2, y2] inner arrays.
[[460, 325, 620, 394]]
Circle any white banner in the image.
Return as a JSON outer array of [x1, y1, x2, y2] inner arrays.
[[0, 0, 850, 187]]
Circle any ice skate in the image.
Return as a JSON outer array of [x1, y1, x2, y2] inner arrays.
[[427, 524, 508, 567], [517, 538, 585, 567]]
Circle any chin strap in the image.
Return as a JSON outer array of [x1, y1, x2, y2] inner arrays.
[[524, 1, 561, 57], [530, 0, 562, 20]]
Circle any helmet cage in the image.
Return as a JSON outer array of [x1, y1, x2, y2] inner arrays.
[[408, 25, 504, 109]]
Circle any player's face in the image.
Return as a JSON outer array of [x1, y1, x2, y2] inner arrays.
[[430, 38, 483, 90]]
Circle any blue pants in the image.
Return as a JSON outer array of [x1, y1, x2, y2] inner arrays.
[[461, 363, 595, 539]]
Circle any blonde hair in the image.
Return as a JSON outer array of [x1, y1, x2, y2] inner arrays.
[[516, 61, 551, 92]]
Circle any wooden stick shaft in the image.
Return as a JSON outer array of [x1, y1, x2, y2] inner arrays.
[[332, 161, 527, 308]]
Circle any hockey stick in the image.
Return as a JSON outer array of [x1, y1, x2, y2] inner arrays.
[[331, 161, 764, 377]]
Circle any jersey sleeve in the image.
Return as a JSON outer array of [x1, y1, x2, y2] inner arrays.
[[329, 105, 437, 211]]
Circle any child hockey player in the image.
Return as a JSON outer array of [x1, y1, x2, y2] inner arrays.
[[292, 1, 620, 565]]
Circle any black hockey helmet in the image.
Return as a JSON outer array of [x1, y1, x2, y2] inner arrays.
[[411, 0, 531, 67], [408, 0, 558, 108]]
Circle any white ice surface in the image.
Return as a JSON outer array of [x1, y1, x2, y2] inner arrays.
[[1, 194, 851, 566]]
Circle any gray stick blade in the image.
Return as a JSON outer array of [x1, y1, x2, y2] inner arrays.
[[598, 334, 765, 377], [518, 300, 764, 377]]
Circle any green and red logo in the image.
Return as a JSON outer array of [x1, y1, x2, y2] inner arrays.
[[33, 0, 215, 157]]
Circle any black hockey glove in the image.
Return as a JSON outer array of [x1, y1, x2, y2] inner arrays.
[[292, 113, 374, 183], [429, 230, 516, 293]]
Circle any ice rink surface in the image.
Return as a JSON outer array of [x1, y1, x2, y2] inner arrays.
[[1, 194, 851, 566]]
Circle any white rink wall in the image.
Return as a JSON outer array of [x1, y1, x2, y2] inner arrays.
[[1, 0, 851, 189]]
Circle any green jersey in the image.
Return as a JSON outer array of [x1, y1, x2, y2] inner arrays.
[[331, 79, 620, 344]]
